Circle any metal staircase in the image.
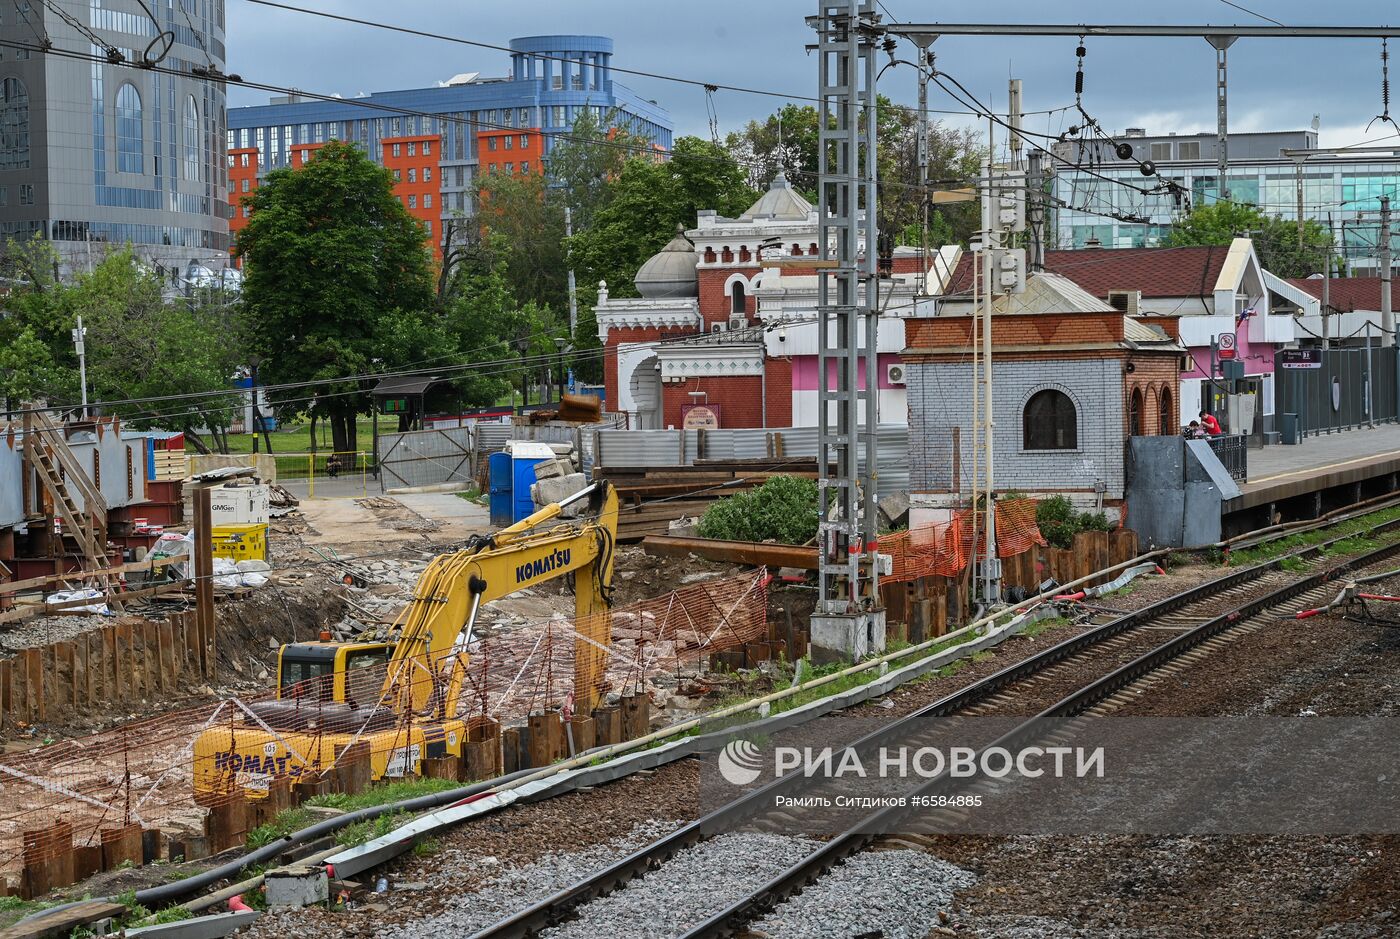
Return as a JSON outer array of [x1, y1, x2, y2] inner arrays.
[[22, 411, 113, 574]]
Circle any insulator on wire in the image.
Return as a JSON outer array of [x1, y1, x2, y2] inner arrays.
[[1075, 72, 1083, 95]]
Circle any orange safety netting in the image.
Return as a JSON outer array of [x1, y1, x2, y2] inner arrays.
[[995, 498, 1048, 558], [884, 498, 1047, 583], [884, 510, 970, 582]]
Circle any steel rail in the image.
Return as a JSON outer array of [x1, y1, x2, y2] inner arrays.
[[680, 531, 1400, 938], [469, 513, 1400, 939]]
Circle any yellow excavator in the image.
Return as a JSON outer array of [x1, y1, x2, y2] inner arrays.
[[193, 482, 619, 800]]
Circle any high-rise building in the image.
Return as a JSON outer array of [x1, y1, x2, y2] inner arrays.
[[0, 0, 230, 281], [1048, 128, 1400, 274], [225, 35, 672, 259]]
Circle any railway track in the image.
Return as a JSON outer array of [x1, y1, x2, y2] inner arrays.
[[466, 510, 1400, 939]]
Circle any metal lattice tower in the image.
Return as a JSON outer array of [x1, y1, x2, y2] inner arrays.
[[812, 1, 881, 627]]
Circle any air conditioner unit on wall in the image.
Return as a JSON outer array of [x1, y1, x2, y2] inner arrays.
[[885, 363, 906, 386], [1107, 290, 1142, 315], [728, 316, 747, 331]]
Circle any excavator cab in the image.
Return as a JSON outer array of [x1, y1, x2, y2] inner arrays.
[[275, 641, 395, 706]]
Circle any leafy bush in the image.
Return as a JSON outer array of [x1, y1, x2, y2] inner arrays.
[[697, 475, 819, 545], [1035, 496, 1112, 549], [1035, 495, 1079, 549]]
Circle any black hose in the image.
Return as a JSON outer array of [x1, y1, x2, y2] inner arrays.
[[17, 765, 538, 926]]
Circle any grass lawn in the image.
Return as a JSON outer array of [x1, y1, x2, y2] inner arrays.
[[212, 417, 399, 455]]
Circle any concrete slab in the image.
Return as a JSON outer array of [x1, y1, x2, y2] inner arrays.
[[1228, 424, 1400, 511], [295, 493, 488, 549]]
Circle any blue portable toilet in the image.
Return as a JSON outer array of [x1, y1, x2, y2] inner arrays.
[[509, 441, 556, 523], [488, 451, 514, 527]]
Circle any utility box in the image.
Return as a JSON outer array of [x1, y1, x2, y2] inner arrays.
[[488, 451, 513, 528], [1280, 412, 1300, 445]]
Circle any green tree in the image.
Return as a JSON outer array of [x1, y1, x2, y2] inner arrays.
[[565, 137, 756, 378], [440, 246, 561, 408], [235, 141, 435, 452], [1165, 201, 1334, 278], [546, 108, 654, 233], [725, 103, 820, 195], [73, 251, 241, 450], [473, 169, 568, 314], [0, 236, 76, 406], [726, 98, 984, 246]]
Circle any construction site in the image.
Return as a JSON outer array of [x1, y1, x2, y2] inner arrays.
[[3, 3, 1400, 938]]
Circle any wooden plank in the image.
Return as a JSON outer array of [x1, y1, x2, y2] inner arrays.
[[0, 556, 185, 597], [24, 649, 42, 722], [160, 620, 176, 689], [0, 580, 193, 625], [0, 659, 12, 727], [0, 900, 125, 938], [55, 642, 75, 711], [643, 535, 818, 570]]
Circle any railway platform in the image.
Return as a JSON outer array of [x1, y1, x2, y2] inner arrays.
[[1222, 423, 1400, 533]]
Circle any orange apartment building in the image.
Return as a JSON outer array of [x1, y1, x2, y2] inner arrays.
[[226, 137, 444, 261], [476, 127, 543, 179], [226, 148, 259, 251], [380, 135, 443, 259]]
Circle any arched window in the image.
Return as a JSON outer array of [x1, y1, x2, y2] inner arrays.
[[731, 281, 747, 315], [1023, 389, 1077, 450], [1159, 386, 1175, 436], [1129, 386, 1144, 436], [116, 83, 143, 174], [0, 77, 30, 170], [182, 95, 200, 180]]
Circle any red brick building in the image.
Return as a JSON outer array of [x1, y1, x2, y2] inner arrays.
[[902, 272, 1184, 525], [596, 174, 925, 429]]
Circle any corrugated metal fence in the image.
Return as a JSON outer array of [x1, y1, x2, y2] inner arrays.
[[374, 418, 902, 494], [591, 424, 909, 498]]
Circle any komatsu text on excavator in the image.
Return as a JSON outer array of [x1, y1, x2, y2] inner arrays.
[[193, 482, 619, 799]]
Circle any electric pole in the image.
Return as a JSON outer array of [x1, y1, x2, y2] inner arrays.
[[1381, 194, 1393, 348], [564, 205, 579, 337], [71, 316, 89, 419], [1208, 35, 1237, 201], [1323, 213, 1333, 350], [810, 0, 884, 662], [1027, 148, 1046, 273]]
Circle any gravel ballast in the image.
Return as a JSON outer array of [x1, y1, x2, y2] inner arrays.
[[751, 848, 975, 938], [540, 832, 815, 939]]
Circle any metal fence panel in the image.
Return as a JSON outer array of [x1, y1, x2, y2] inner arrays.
[[1277, 346, 1399, 437], [376, 426, 474, 491], [473, 422, 512, 454]]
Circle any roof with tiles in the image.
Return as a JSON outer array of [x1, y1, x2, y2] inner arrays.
[[1284, 277, 1400, 312], [942, 245, 1230, 300]]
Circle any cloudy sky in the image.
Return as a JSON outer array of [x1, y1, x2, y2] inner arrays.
[[227, 1, 1400, 151]]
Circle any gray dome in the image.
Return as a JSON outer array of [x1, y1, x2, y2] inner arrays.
[[741, 172, 813, 221], [634, 224, 699, 298]]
